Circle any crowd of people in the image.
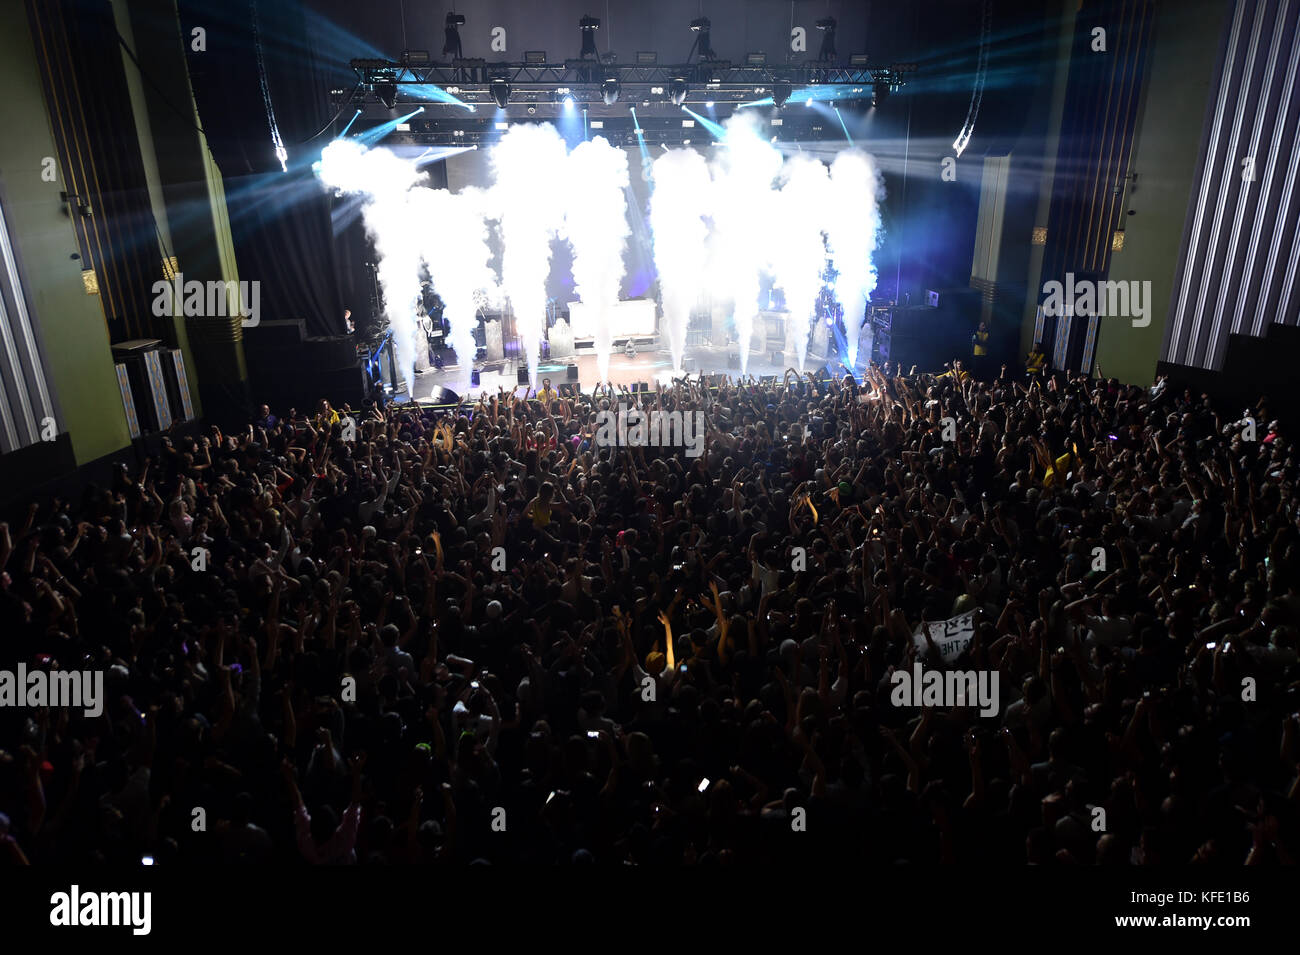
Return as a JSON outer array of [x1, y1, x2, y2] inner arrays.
[[2, 360, 1298, 865]]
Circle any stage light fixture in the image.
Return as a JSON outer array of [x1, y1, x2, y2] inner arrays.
[[579, 15, 601, 59], [443, 13, 465, 59], [669, 78, 688, 106], [524, 51, 547, 64], [636, 51, 658, 65], [745, 52, 767, 67], [374, 81, 398, 109], [689, 17, 715, 60], [816, 17, 837, 62], [850, 53, 869, 67], [490, 79, 511, 108], [872, 80, 888, 108], [772, 83, 793, 108], [602, 78, 620, 105]]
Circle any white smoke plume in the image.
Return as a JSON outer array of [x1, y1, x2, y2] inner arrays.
[[317, 139, 427, 398], [364, 200, 425, 397], [826, 149, 884, 370], [650, 148, 713, 375], [406, 186, 495, 392], [488, 124, 569, 387], [561, 137, 630, 384], [770, 155, 831, 371], [319, 127, 885, 395], [709, 114, 782, 374]]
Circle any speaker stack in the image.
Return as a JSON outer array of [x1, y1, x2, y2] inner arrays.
[[244, 320, 367, 410], [110, 339, 173, 434]]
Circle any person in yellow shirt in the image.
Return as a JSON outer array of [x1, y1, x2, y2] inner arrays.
[[538, 378, 558, 407], [526, 482, 564, 529], [1040, 439, 1080, 490], [1043, 450, 1074, 489], [939, 360, 970, 382], [316, 399, 340, 427], [970, 321, 989, 378]]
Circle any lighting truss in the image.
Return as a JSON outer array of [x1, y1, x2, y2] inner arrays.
[[343, 57, 913, 112]]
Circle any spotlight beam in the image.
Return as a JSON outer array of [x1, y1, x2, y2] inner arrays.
[[833, 106, 853, 144], [405, 83, 475, 111], [739, 85, 868, 109], [414, 145, 478, 166], [351, 106, 424, 146], [680, 107, 726, 140], [630, 106, 652, 169]]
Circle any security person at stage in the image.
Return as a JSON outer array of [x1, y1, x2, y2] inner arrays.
[[971, 321, 990, 378], [1026, 345, 1046, 377]]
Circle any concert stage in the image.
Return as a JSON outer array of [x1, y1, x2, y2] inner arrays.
[[401, 341, 854, 405]]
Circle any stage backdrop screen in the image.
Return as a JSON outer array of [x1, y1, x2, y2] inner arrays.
[[566, 299, 657, 341]]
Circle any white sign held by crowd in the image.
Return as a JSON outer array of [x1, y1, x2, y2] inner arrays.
[[912, 610, 977, 663]]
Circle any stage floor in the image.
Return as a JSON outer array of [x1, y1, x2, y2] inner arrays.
[[399, 342, 856, 404]]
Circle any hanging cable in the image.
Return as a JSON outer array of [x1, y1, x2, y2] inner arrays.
[[250, 0, 288, 171], [296, 80, 364, 145], [115, 30, 205, 135], [952, 0, 991, 157]]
